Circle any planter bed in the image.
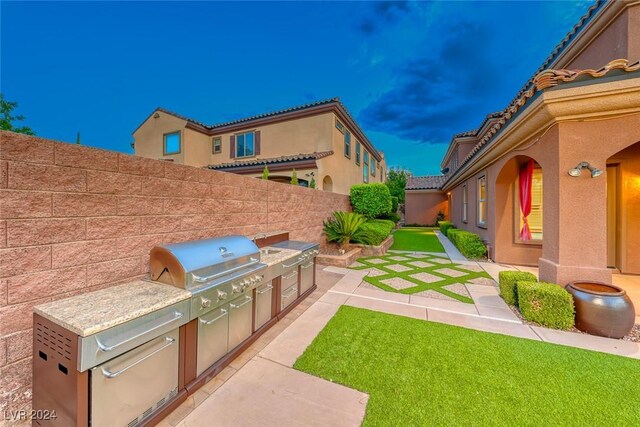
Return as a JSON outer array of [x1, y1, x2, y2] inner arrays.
[[352, 234, 394, 256], [316, 247, 362, 268]]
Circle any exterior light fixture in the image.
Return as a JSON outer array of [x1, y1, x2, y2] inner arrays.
[[568, 162, 602, 178]]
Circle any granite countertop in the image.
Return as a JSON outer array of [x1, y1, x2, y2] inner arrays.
[[246, 230, 288, 242], [34, 280, 192, 337], [259, 246, 301, 266]]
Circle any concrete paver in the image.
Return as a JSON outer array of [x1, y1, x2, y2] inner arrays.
[[177, 358, 368, 427], [345, 295, 427, 320], [530, 326, 640, 359], [427, 309, 541, 340], [353, 286, 411, 303], [409, 294, 479, 315]]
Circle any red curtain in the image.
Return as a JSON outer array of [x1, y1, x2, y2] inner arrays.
[[519, 159, 534, 241]]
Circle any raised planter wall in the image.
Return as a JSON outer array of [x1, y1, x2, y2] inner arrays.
[[316, 247, 362, 268], [0, 131, 351, 414], [352, 234, 394, 256]]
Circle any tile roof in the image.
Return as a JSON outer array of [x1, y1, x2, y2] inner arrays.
[[406, 175, 447, 190], [207, 151, 333, 170]]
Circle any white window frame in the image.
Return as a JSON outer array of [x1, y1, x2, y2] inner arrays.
[[477, 175, 487, 227]]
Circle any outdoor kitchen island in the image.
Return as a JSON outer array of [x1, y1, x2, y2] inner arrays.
[[31, 232, 319, 427]]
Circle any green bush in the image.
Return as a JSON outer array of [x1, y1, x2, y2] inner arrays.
[[447, 229, 487, 259], [390, 196, 399, 214], [498, 271, 537, 305], [350, 183, 393, 219], [323, 211, 375, 249], [355, 219, 395, 245], [438, 221, 455, 236], [517, 281, 575, 330], [378, 212, 401, 223]]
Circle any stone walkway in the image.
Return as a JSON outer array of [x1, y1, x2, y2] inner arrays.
[[163, 263, 640, 426]]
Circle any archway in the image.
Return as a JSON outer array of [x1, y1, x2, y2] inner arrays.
[[322, 175, 333, 192], [606, 140, 640, 274], [494, 155, 543, 266]]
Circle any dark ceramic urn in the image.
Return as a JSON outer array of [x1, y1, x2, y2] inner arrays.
[[565, 281, 635, 339]]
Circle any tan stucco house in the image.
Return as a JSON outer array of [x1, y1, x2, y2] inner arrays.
[[132, 98, 386, 195], [406, 0, 640, 285]]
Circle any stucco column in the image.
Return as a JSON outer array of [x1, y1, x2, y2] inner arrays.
[[538, 124, 612, 285]]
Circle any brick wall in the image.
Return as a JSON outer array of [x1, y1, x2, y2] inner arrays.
[[0, 131, 350, 414]]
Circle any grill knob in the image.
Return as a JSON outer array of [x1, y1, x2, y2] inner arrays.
[[232, 284, 242, 293], [201, 297, 211, 308], [217, 290, 227, 300], [243, 279, 252, 288]]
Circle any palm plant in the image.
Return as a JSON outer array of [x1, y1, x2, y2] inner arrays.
[[323, 211, 375, 250]]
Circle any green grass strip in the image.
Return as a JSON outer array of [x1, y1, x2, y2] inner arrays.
[[390, 227, 445, 252], [295, 306, 640, 427]]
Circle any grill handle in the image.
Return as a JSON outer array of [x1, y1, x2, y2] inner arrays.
[[192, 260, 259, 283], [199, 309, 228, 326], [230, 296, 253, 309], [282, 259, 301, 268], [95, 310, 184, 352], [100, 337, 175, 379]]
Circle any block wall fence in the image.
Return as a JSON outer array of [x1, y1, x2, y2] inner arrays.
[[0, 130, 351, 413]]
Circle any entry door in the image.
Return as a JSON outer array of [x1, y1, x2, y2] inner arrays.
[[606, 165, 619, 268]]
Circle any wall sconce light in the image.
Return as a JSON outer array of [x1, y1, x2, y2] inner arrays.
[[568, 161, 603, 178]]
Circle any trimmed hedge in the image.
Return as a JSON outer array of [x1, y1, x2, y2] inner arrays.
[[350, 183, 393, 219], [439, 221, 455, 236], [353, 219, 395, 245], [378, 212, 401, 223], [498, 271, 537, 305], [517, 281, 575, 330], [390, 196, 399, 214], [447, 229, 487, 259]]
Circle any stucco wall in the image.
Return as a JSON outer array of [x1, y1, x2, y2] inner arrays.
[[0, 131, 351, 414], [133, 110, 187, 163], [405, 190, 448, 225]]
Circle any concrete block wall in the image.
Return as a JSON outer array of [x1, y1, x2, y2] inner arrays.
[[0, 130, 350, 414]]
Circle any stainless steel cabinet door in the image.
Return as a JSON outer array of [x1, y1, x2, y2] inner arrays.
[[254, 282, 273, 331], [228, 294, 253, 350], [300, 261, 314, 294], [197, 305, 229, 376], [90, 329, 179, 427], [281, 283, 298, 311]]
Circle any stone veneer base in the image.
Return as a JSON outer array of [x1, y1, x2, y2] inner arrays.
[[316, 248, 363, 268], [352, 235, 394, 256]]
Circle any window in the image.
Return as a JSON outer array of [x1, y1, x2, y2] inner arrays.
[[518, 167, 543, 241], [212, 137, 221, 154], [462, 185, 468, 223], [336, 120, 344, 133], [363, 151, 369, 183], [477, 175, 487, 227], [371, 157, 376, 176], [344, 130, 351, 158], [236, 131, 255, 158], [355, 141, 361, 165], [163, 131, 181, 155]]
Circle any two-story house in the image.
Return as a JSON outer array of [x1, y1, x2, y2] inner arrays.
[[132, 98, 386, 194]]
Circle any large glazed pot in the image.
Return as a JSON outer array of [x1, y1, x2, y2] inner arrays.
[[565, 281, 635, 338]]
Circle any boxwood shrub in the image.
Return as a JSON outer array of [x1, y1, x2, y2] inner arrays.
[[447, 229, 487, 259], [353, 219, 395, 245], [439, 221, 455, 236], [498, 271, 537, 305], [350, 183, 393, 219], [517, 281, 575, 330]]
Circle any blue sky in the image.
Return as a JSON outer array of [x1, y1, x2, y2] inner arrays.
[[2, 1, 591, 175]]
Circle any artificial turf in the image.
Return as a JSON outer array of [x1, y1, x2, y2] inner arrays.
[[294, 306, 640, 427], [390, 227, 445, 252]]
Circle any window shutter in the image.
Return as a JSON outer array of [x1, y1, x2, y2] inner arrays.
[[255, 131, 261, 155], [230, 135, 236, 159]]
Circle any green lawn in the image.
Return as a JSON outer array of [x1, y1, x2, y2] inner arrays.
[[295, 306, 640, 426], [391, 227, 445, 252]]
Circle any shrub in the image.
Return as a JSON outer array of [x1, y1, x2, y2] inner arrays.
[[517, 281, 575, 330], [355, 219, 395, 245], [447, 229, 487, 259], [290, 169, 299, 185], [262, 165, 269, 180], [390, 196, 399, 214], [438, 221, 455, 236], [498, 271, 537, 305], [435, 210, 446, 224], [378, 212, 401, 223], [350, 183, 393, 219], [323, 212, 375, 249]]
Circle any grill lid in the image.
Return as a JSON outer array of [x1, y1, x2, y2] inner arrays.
[[149, 235, 261, 289]]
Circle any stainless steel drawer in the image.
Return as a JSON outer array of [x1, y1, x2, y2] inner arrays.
[[197, 305, 229, 376], [79, 299, 190, 372], [300, 261, 314, 294], [281, 269, 298, 289], [228, 294, 253, 350], [281, 283, 298, 311], [254, 282, 273, 331], [90, 328, 179, 427]]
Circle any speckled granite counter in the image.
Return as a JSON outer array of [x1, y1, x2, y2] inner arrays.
[[34, 280, 191, 337], [260, 246, 301, 267]]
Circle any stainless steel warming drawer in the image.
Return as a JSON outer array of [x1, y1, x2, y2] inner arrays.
[[300, 260, 314, 294], [254, 282, 273, 331]]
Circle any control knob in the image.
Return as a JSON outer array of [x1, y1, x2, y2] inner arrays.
[[200, 297, 211, 309], [232, 284, 242, 293], [217, 290, 227, 301]]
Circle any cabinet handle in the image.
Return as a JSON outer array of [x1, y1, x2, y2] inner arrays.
[[231, 296, 253, 309], [282, 287, 298, 298], [257, 285, 273, 295], [282, 271, 297, 280], [95, 311, 183, 352], [301, 263, 314, 269], [101, 337, 175, 379], [199, 309, 228, 326]]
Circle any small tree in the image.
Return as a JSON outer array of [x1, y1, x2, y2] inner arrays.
[[262, 165, 269, 180], [385, 167, 411, 203], [76, 131, 81, 145], [309, 176, 316, 189], [290, 169, 299, 185], [0, 93, 35, 135]]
